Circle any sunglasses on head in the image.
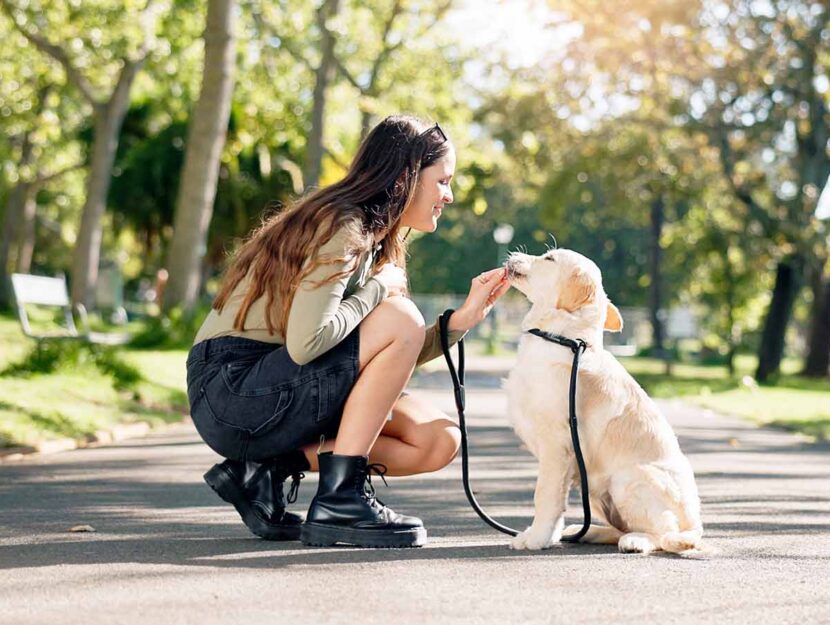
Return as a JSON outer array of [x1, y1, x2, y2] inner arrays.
[[418, 122, 448, 143]]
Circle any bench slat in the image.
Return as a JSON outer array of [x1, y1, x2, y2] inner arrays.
[[11, 274, 71, 306]]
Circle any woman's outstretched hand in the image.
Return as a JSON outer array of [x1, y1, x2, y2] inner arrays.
[[448, 267, 511, 332]]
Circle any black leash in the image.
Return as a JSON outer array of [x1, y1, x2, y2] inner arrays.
[[438, 309, 592, 543]]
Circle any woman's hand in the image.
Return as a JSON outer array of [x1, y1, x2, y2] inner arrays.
[[374, 262, 408, 297], [448, 267, 511, 332]]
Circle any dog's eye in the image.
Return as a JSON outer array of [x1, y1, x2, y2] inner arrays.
[[543, 256, 556, 262]]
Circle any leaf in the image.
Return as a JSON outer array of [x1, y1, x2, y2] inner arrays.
[[68, 524, 96, 533]]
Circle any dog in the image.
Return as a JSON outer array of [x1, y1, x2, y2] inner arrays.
[[503, 248, 703, 554]]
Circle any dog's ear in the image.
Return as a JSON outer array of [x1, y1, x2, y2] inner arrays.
[[556, 269, 596, 312], [604, 301, 623, 332]]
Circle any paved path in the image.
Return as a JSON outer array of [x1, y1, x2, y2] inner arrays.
[[1, 359, 829, 624]]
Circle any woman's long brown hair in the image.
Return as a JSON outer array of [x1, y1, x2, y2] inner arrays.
[[212, 114, 451, 337]]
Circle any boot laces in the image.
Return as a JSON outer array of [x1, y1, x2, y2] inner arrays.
[[286, 472, 305, 504], [363, 463, 389, 507]]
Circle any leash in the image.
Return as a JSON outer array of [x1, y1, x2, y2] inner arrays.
[[438, 309, 592, 542]]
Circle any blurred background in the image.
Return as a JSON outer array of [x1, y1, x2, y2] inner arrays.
[[1, 0, 828, 449]]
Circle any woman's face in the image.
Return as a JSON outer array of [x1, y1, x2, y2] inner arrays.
[[400, 144, 456, 232]]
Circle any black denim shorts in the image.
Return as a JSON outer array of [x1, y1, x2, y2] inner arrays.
[[185, 331, 360, 462]]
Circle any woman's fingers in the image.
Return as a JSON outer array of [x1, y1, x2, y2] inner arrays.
[[484, 280, 511, 307], [489, 279, 511, 301], [475, 267, 507, 284]]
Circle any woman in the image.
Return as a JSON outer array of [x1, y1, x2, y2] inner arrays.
[[186, 114, 510, 548]]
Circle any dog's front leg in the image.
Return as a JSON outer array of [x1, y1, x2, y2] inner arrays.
[[510, 445, 573, 551]]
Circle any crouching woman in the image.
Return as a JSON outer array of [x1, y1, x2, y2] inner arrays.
[[185, 114, 509, 548]]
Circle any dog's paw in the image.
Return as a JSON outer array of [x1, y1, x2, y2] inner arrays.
[[509, 526, 559, 551], [618, 532, 658, 554]]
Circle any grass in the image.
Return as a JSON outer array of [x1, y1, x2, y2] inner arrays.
[[0, 312, 188, 449], [613, 354, 830, 441]]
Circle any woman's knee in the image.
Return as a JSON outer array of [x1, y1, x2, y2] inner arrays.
[[422, 419, 461, 472], [363, 296, 426, 348]]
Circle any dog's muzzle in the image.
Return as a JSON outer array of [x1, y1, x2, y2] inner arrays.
[[504, 259, 527, 281]]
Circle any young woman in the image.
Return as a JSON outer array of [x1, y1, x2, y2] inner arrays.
[[185, 114, 510, 548]]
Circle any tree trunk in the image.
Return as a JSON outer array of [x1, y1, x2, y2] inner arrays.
[[15, 191, 37, 274], [163, 0, 237, 314], [0, 182, 28, 309], [70, 62, 142, 307], [725, 253, 737, 377], [303, 0, 340, 189], [802, 270, 830, 378], [755, 256, 803, 383], [648, 195, 665, 352], [0, 130, 35, 309]]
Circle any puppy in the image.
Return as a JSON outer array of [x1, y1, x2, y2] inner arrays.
[[503, 248, 703, 554]]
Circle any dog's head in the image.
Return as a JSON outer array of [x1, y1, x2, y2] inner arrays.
[[505, 248, 623, 333]]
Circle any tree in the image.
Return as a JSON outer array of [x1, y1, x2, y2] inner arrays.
[[692, 1, 830, 380], [0, 20, 83, 309], [541, 0, 830, 380], [0, 0, 163, 307], [163, 0, 238, 313]]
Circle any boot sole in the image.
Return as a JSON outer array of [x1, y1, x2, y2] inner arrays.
[[204, 465, 301, 541], [300, 522, 427, 548]]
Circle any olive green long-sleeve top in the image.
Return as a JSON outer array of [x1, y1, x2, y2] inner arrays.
[[193, 227, 465, 366]]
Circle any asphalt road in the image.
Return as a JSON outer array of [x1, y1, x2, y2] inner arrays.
[[1, 362, 829, 625]]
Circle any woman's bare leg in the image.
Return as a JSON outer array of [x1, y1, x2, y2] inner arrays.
[[302, 392, 461, 475], [300, 296, 424, 462]]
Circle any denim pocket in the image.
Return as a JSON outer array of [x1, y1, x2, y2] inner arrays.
[[201, 364, 294, 436]]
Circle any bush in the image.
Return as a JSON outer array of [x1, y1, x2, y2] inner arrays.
[[129, 303, 211, 349]]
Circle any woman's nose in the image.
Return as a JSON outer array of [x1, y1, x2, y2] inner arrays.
[[443, 187, 454, 204]]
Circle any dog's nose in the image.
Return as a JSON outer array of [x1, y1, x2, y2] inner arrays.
[[504, 256, 524, 279]]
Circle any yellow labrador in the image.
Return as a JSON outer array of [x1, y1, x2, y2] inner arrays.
[[504, 249, 703, 554]]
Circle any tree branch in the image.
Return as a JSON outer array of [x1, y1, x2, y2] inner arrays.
[[0, 0, 100, 105], [332, 54, 362, 91], [710, 121, 775, 239], [33, 160, 84, 190]]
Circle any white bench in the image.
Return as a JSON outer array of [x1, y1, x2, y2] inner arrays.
[[10, 273, 130, 345]]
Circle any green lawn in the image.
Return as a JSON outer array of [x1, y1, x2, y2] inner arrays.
[[620, 354, 830, 441], [0, 313, 188, 449]]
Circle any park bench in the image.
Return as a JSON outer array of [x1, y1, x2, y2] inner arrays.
[[10, 273, 130, 346]]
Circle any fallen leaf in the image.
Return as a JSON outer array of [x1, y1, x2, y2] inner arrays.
[[68, 525, 96, 533]]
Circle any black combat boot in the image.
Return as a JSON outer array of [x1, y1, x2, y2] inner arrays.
[[204, 448, 310, 540], [300, 452, 426, 548]]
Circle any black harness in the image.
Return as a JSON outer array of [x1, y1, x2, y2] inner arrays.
[[439, 310, 592, 542]]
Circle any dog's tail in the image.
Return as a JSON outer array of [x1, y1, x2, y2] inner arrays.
[[660, 528, 703, 554]]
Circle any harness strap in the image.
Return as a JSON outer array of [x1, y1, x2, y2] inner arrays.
[[438, 310, 592, 543]]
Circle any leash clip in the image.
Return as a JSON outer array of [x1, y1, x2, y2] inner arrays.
[[454, 385, 465, 412]]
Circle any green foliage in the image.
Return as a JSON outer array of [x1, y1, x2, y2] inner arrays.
[[128, 302, 211, 349], [1, 340, 142, 390]]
